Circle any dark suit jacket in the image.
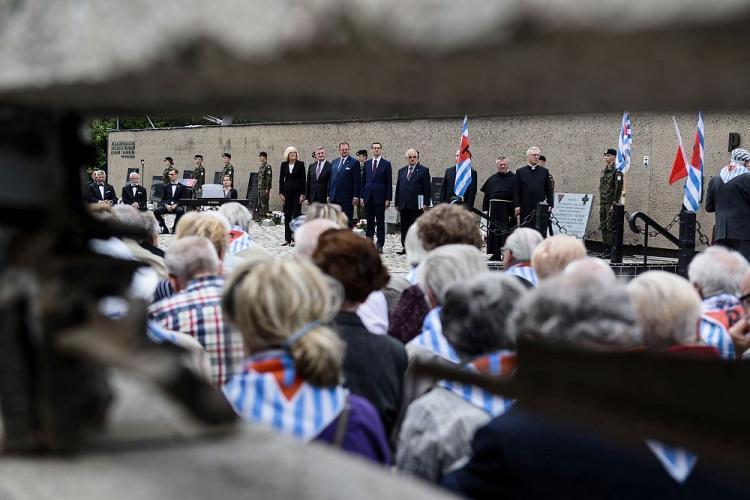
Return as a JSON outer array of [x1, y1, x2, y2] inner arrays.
[[513, 165, 554, 219], [279, 160, 306, 195], [442, 409, 748, 499], [328, 156, 361, 202], [440, 166, 477, 208], [331, 311, 407, 436], [223, 188, 238, 199], [160, 182, 187, 205], [305, 160, 332, 203], [706, 173, 750, 240], [395, 163, 431, 210], [361, 158, 393, 204], [121, 184, 148, 210], [85, 182, 118, 205]]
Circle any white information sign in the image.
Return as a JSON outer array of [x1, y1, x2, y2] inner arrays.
[[551, 193, 595, 239]]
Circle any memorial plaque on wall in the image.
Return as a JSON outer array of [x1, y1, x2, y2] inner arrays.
[[150, 175, 164, 200], [551, 193, 594, 239], [213, 171, 223, 184], [431, 177, 444, 205], [245, 172, 259, 212], [110, 140, 136, 159]]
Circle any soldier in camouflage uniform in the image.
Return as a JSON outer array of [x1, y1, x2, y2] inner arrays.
[[162, 156, 174, 184], [257, 151, 272, 216], [222, 152, 235, 187], [599, 148, 624, 256], [193, 154, 206, 198]]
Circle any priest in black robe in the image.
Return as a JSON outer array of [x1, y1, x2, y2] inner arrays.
[[513, 146, 554, 229], [481, 156, 515, 211]]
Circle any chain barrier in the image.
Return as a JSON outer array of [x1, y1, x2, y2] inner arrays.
[[695, 220, 712, 246], [483, 210, 537, 239], [548, 212, 568, 235]]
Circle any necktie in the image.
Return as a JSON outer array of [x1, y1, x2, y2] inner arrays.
[[316, 162, 322, 180], [372, 159, 378, 174], [407, 167, 413, 181]]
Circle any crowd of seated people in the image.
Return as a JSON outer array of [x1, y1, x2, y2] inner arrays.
[[84, 200, 750, 497]]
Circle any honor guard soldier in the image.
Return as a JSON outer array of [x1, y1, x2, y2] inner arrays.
[[193, 154, 206, 198], [258, 151, 272, 215], [599, 148, 624, 257], [222, 152, 235, 187]]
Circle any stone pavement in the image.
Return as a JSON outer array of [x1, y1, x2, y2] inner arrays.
[[157, 215, 418, 275]]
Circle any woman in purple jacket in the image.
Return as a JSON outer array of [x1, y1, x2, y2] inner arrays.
[[222, 258, 391, 465]]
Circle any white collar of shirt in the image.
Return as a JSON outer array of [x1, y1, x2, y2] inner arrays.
[[340, 156, 349, 164], [372, 156, 382, 162], [529, 165, 537, 170]]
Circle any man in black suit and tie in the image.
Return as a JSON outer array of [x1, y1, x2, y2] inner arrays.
[[440, 150, 477, 209], [513, 146, 554, 229], [121, 171, 148, 210], [361, 142, 393, 252], [153, 167, 187, 234], [328, 141, 361, 227], [84, 169, 118, 206], [305, 146, 332, 204], [395, 148, 431, 254]]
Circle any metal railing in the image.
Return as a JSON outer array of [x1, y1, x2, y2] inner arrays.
[[628, 211, 695, 277]]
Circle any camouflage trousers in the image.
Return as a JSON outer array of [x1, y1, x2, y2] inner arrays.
[[600, 203, 613, 245], [258, 191, 270, 216]]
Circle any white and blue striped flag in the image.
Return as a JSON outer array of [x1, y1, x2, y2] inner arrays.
[[616, 112, 633, 174], [683, 112, 704, 212], [454, 116, 472, 197]]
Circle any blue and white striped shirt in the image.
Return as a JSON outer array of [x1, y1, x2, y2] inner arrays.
[[699, 316, 735, 360], [506, 263, 538, 287], [407, 307, 460, 363]]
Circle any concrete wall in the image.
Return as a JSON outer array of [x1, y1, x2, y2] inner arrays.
[[107, 113, 750, 248]]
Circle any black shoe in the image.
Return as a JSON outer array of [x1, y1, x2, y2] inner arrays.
[[170, 228, 176, 234], [160, 227, 170, 235], [378, 247, 384, 254], [396, 249, 406, 255], [489, 253, 502, 261]]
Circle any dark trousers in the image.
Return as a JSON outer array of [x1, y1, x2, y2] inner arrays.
[[333, 199, 355, 228], [399, 208, 422, 248], [365, 202, 386, 248], [153, 205, 185, 230], [283, 190, 303, 243]]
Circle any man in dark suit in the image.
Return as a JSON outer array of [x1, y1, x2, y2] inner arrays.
[[514, 146, 554, 229], [328, 141, 361, 227], [305, 146, 332, 204], [706, 148, 750, 261], [279, 147, 306, 245], [84, 169, 118, 206], [440, 150, 477, 209], [121, 171, 148, 210], [153, 167, 187, 234], [442, 408, 747, 499], [395, 148, 431, 254], [360, 142, 393, 252]]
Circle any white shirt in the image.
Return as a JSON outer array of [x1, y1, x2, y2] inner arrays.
[[289, 162, 295, 174], [356, 291, 389, 335], [98, 184, 105, 198]]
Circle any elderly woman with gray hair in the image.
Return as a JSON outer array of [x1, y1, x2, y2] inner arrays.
[[218, 202, 271, 262], [397, 272, 524, 483], [406, 244, 489, 362]]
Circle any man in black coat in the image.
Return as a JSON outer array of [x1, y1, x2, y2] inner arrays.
[[360, 142, 393, 251], [514, 146, 554, 229], [706, 148, 750, 261], [305, 146, 332, 204], [481, 156, 515, 211], [441, 408, 748, 499], [121, 171, 148, 210], [440, 150, 477, 209], [84, 169, 118, 206], [153, 167, 187, 233], [395, 148, 431, 254]]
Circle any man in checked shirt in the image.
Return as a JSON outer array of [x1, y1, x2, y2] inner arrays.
[[148, 236, 245, 387]]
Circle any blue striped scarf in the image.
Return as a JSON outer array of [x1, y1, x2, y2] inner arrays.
[[439, 351, 516, 416], [720, 165, 748, 183], [228, 226, 256, 255], [506, 263, 538, 287], [223, 350, 347, 442], [407, 307, 460, 363]]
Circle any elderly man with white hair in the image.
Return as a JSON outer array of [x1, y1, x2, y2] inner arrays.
[[148, 236, 245, 387], [628, 271, 704, 351], [502, 227, 543, 287], [688, 246, 749, 359]]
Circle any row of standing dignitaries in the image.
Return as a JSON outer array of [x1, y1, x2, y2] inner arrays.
[[272, 142, 558, 251]]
